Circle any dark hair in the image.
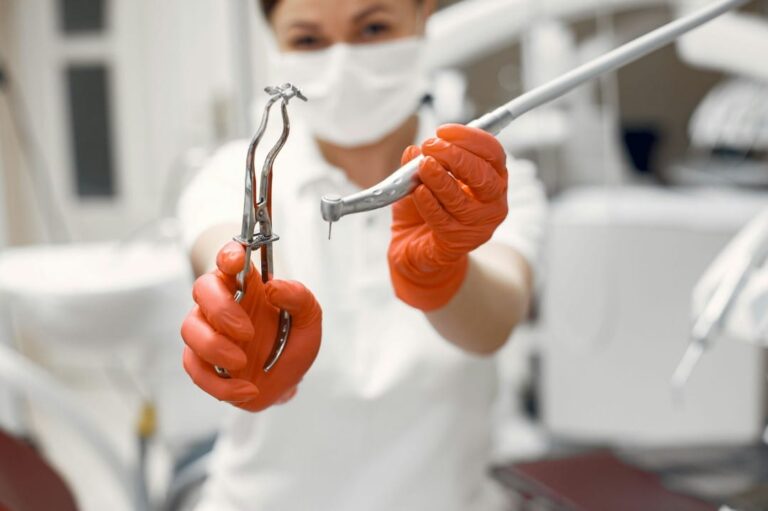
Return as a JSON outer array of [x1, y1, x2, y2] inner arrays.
[[259, 0, 279, 19]]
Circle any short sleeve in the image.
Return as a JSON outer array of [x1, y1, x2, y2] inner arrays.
[[176, 140, 250, 250], [491, 156, 547, 277]]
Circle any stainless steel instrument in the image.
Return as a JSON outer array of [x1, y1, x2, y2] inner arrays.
[[215, 83, 306, 378]]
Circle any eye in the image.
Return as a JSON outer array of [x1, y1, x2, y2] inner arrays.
[[360, 22, 391, 40], [290, 34, 324, 50]]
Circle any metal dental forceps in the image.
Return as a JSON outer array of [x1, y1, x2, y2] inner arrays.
[[215, 83, 307, 378]]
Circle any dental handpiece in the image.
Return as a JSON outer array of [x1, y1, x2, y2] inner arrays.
[[320, 0, 750, 231]]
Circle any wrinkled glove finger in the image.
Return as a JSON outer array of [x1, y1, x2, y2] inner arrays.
[[436, 124, 507, 177], [418, 156, 473, 220], [193, 273, 256, 343], [421, 138, 505, 203], [181, 306, 248, 371]]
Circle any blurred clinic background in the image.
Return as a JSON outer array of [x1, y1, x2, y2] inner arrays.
[[1, 0, 768, 510]]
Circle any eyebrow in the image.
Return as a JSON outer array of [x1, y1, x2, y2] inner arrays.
[[352, 4, 392, 23], [284, 4, 392, 31], [287, 20, 321, 31]]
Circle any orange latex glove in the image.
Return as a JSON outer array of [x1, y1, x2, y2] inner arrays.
[[181, 241, 322, 412], [388, 124, 509, 311]]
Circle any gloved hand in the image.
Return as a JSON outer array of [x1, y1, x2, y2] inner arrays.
[[181, 241, 322, 412], [388, 124, 509, 311]]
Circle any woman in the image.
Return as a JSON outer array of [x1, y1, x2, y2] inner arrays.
[[177, 0, 546, 509]]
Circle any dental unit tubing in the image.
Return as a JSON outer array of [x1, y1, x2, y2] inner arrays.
[[320, 0, 751, 225]]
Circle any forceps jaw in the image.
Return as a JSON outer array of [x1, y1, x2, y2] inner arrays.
[[266, 83, 307, 103]]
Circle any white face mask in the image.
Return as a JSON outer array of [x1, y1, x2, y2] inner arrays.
[[267, 37, 429, 148]]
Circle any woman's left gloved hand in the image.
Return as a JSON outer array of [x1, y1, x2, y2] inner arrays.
[[388, 124, 509, 311]]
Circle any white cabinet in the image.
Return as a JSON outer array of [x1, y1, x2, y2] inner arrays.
[[541, 185, 768, 445]]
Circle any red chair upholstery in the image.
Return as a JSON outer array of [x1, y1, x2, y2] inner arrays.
[[0, 430, 77, 511]]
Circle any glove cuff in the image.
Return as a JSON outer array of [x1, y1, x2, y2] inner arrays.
[[388, 254, 469, 311]]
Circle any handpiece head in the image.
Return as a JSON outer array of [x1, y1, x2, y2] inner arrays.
[[320, 194, 344, 223]]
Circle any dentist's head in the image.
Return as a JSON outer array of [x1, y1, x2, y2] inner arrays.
[[260, 0, 436, 148], [261, 0, 433, 50]]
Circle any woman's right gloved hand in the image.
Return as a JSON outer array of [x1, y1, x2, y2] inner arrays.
[[181, 241, 322, 412]]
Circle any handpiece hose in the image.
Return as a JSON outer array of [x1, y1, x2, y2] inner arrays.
[[320, 0, 750, 228]]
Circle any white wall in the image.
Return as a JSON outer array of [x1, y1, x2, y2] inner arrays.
[[7, 0, 261, 241], [676, 0, 768, 82], [0, 147, 7, 249], [0, 110, 18, 434]]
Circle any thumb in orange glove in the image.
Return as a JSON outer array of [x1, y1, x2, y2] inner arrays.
[[181, 241, 322, 412], [388, 124, 509, 311]]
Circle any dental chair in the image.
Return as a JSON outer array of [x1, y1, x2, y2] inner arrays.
[[0, 233, 228, 511], [0, 340, 133, 509], [0, 429, 78, 511]]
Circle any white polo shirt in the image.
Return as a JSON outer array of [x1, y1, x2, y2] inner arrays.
[[177, 111, 546, 511]]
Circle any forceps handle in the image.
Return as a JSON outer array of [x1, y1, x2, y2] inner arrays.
[[216, 283, 291, 378]]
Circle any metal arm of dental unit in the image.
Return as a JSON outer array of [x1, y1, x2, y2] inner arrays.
[[676, 0, 768, 82], [671, 208, 768, 389], [425, 0, 670, 70], [320, 0, 751, 232]]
